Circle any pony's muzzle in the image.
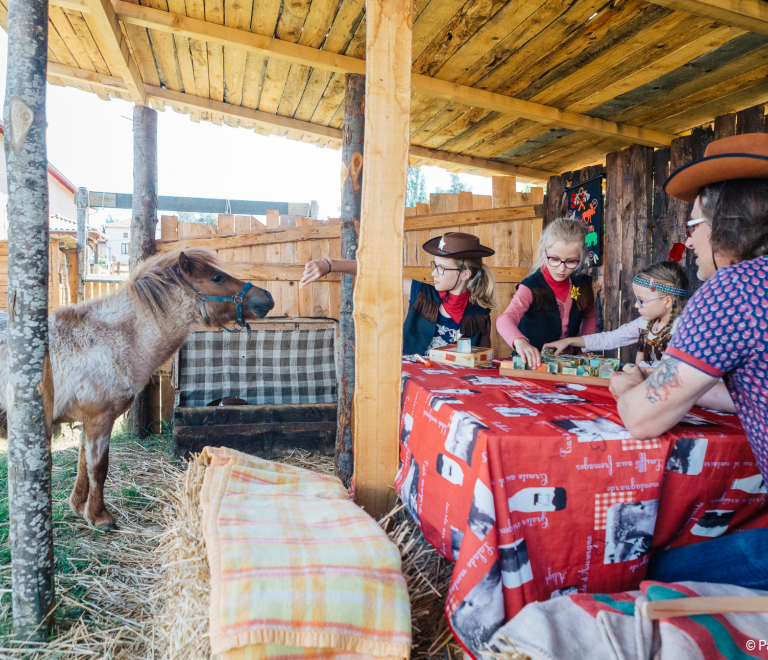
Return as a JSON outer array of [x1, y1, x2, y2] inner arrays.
[[247, 286, 274, 317]]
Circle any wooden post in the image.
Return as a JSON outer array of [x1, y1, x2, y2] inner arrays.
[[337, 73, 365, 487], [353, 0, 412, 518], [125, 105, 158, 437], [76, 187, 88, 302], [3, 0, 55, 637]]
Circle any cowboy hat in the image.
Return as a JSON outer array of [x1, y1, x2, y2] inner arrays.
[[664, 133, 768, 203], [422, 232, 495, 259]]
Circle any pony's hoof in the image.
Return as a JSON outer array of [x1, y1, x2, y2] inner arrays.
[[95, 520, 118, 532], [93, 511, 118, 531]]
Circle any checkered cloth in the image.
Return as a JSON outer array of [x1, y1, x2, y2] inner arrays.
[[621, 437, 661, 451], [178, 327, 337, 408], [594, 491, 637, 531]]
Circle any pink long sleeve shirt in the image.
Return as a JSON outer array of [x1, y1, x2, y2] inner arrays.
[[496, 284, 598, 348]]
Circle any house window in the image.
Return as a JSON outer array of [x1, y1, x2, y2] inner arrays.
[[123, 232, 129, 238], [121, 243, 129, 255]]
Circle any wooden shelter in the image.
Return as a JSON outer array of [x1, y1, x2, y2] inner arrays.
[[1, 0, 767, 517]]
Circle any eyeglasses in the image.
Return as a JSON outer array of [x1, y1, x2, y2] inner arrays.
[[685, 217, 708, 238], [430, 261, 464, 276], [633, 294, 667, 308], [544, 250, 580, 270]]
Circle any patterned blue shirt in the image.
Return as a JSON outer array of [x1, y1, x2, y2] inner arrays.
[[667, 255, 768, 478]]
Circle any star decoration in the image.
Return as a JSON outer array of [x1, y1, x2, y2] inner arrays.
[[570, 285, 580, 301]]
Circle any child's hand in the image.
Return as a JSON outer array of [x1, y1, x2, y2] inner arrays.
[[300, 260, 329, 287], [513, 338, 541, 368], [542, 338, 572, 356]]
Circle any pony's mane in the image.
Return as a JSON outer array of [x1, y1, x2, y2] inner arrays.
[[127, 248, 220, 318]]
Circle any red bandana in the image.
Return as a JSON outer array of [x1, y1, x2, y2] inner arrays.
[[542, 266, 571, 302], [441, 290, 470, 324]]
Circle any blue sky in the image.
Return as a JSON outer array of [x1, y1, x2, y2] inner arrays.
[[0, 29, 492, 221]]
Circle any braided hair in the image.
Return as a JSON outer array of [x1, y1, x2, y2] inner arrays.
[[634, 261, 689, 363]]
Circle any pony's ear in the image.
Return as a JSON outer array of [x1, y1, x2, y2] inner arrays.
[[178, 251, 193, 275]]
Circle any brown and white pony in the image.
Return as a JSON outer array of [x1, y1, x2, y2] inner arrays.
[[0, 249, 273, 530]]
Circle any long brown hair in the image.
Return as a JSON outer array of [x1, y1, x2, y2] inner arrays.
[[634, 260, 689, 360], [448, 257, 498, 309], [699, 179, 768, 264]]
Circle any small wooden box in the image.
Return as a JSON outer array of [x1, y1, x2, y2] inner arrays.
[[428, 344, 493, 367]]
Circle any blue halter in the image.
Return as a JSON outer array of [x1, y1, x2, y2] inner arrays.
[[194, 281, 253, 338]]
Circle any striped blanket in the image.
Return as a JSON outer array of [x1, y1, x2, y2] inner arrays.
[[199, 447, 412, 660]]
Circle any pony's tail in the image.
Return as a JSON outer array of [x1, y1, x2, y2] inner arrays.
[[467, 263, 497, 309]]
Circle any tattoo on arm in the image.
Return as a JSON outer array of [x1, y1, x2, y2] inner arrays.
[[645, 357, 683, 403]]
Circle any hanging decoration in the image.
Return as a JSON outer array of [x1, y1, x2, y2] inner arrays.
[[565, 176, 603, 268]]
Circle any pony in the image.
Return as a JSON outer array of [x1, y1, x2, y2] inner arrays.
[[0, 249, 274, 530]]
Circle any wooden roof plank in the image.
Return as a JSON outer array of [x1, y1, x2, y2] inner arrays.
[[63, 8, 113, 75], [48, 17, 82, 68], [646, 0, 768, 35], [413, 0, 508, 76], [462, 118, 548, 159], [165, 0, 195, 94], [83, 0, 147, 103], [565, 25, 746, 114], [607, 39, 768, 125], [221, 0, 253, 105], [204, 0, 225, 102], [49, 6, 99, 72], [410, 0, 468, 63]]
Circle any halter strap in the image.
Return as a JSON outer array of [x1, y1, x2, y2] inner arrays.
[[194, 281, 253, 338]]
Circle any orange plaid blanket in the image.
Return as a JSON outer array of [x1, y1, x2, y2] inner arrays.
[[199, 447, 412, 660]]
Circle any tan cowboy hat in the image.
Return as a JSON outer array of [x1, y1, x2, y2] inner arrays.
[[422, 232, 495, 259], [664, 133, 768, 203]]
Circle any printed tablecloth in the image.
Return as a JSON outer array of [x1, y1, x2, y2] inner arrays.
[[394, 360, 768, 659]]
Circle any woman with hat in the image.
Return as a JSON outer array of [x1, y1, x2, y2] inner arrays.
[[610, 132, 768, 588], [300, 232, 498, 354]]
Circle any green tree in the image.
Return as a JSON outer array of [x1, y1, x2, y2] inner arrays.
[[435, 173, 474, 194], [177, 212, 219, 225], [406, 167, 428, 207]]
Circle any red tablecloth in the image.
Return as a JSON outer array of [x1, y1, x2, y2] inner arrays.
[[395, 360, 768, 658]]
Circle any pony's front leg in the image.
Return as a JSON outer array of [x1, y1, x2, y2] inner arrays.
[[69, 425, 89, 517], [80, 414, 118, 531]]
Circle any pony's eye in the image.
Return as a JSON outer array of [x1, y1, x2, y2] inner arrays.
[[211, 273, 224, 283]]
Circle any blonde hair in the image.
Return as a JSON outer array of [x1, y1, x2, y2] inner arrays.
[[445, 257, 498, 309], [531, 218, 588, 275]]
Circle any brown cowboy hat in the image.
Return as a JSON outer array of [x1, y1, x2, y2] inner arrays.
[[422, 232, 495, 259], [664, 133, 768, 203]]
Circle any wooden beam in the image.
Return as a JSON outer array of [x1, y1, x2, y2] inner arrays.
[[645, 0, 768, 36], [222, 261, 341, 282], [50, 0, 89, 12], [404, 205, 543, 231], [82, 0, 145, 104], [47, 61, 126, 92], [408, 145, 555, 182], [113, 1, 675, 148], [354, 0, 411, 518], [156, 225, 340, 252]]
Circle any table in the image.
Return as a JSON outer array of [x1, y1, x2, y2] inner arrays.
[[395, 360, 768, 659]]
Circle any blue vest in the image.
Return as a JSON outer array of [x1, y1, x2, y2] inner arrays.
[[402, 281, 492, 355], [517, 269, 594, 351]]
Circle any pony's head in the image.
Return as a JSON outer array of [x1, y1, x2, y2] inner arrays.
[[129, 249, 274, 327]]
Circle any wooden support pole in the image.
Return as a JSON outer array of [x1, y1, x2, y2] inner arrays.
[[3, 0, 55, 637], [353, 0, 411, 518], [337, 73, 365, 487], [125, 105, 158, 437], [76, 187, 88, 300]]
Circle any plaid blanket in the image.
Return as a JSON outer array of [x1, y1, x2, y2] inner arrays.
[[179, 326, 337, 408], [199, 447, 412, 660]]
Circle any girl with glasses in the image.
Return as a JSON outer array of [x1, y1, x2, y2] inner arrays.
[[543, 261, 689, 367], [496, 218, 597, 367], [300, 232, 498, 354]]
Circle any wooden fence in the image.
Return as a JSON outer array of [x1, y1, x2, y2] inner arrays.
[[547, 102, 767, 362]]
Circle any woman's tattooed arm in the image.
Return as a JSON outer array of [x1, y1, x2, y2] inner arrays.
[[644, 356, 684, 404]]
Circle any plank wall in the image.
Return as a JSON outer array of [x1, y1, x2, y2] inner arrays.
[[159, 214, 342, 319], [403, 180, 544, 359]]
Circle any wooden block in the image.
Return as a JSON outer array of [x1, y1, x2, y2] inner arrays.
[[296, 216, 313, 316], [499, 364, 609, 387], [279, 215, 298, 318]]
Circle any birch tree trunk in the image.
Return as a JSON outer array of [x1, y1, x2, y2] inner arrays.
[[336, 73, 365, 487], [125, 105, 158, 437], [3, 0, 55, 637]]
